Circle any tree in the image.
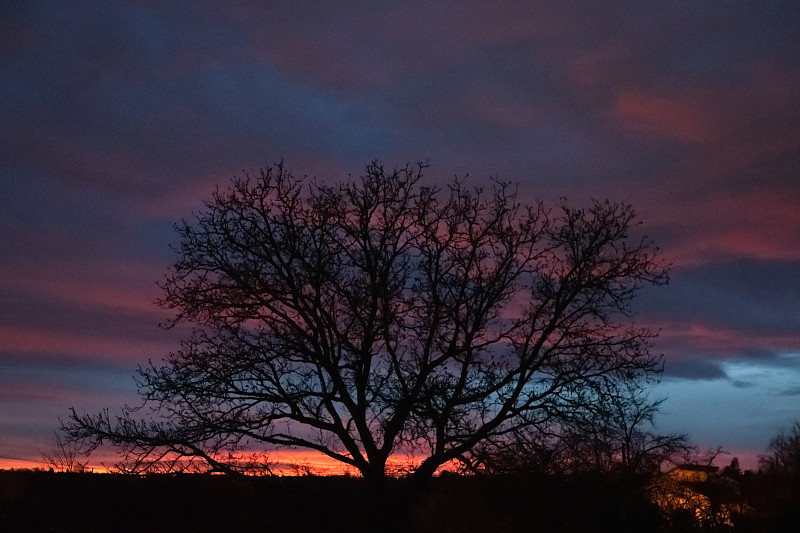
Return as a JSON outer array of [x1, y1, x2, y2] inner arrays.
[[755, 422, 800, 527], [456, 381, 690, 476], [760, 421, 800, 478], [39, 433, 89, 473], [559, 382, 690, 474], [64, 160, 668, 486], [456, 424, 568, 476]]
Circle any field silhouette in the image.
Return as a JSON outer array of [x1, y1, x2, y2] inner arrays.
[[2, 467, 798, 532], [1, 470, 656, 532]]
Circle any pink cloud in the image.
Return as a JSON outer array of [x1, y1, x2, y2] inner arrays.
[[565, 42, 627, 88], [655, 321, 800, 358], [644, 188, 800, 266], [2, 269, 163, 318], [0, 325, 171, 362], [613, 62, 799, 170], [614, 91, 719, 143]]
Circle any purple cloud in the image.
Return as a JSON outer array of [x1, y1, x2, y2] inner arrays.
[[1, 0, 798, 470]]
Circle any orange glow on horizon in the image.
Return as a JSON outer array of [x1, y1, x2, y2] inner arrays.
[[0, 450, 460, 476], [1, 449, 763, 475]]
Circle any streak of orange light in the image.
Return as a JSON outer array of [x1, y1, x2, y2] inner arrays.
[[0, 450, 461, 476]]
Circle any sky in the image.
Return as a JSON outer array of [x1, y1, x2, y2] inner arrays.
[[1, 1, 799, 472]]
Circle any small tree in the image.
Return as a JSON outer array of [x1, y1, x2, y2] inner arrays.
[[64, 160, 668, 485], [562, 382, 690, 474], [754, 422, 800, 527], [40, 433, 89, 473], [760, 421, 800, 479], [458, 381, 689, 475], [456, 426, 569, 476]]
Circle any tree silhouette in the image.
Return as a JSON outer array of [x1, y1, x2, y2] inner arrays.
[[455, 381, 689, 475], [558, 382, 690, 474], [760, 421, 800, 478], [39, 433, 89, 473], [756, 422, 800, 528], [64, 160, 668, 485]]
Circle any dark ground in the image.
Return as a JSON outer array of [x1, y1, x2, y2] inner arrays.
[[0, 469, 797, 532]]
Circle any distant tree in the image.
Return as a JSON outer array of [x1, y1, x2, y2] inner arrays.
[[760, 421, 800, 478], [754, 423, 800, 528], [456, 425, 568, 476], [722, 457, 742, 479], [459, 381, 689, 475], [39, 433, 89, 473], [562, 382, 690, 474], [63, 160, 668, 486]]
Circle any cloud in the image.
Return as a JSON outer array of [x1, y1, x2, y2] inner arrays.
[[654, 326, 800, 381], [0, 325, 173, 363], [1, 0, 798, 474], [614, 91, 718, 143], [662, 358, 727, 381], [636, 258, 800, 336], [638, 258, 800, 381]]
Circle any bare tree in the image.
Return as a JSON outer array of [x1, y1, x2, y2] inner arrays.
[[40, 433, 89, 473], [456, 381, 689, 476], [455, 426, 568, 476], [63, 160, 668, 485], [559, 382, 690, 474], [760, 421, 800, 476]]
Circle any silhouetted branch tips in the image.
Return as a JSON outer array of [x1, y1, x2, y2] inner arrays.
[[63, 159, 669, 481]]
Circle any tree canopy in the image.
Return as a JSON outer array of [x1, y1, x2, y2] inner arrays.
[[64, 160, 668, 483]]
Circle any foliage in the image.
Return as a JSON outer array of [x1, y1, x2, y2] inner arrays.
[[63, 160, 668, 482]]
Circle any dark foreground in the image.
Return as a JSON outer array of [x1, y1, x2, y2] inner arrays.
[[1, 470, 797, 532]]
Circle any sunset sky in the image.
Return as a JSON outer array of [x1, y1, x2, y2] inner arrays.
[[1, 1, 799, 472]]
